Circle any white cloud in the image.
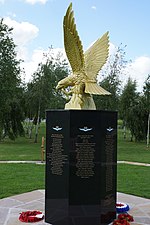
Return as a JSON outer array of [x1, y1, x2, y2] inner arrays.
[[98, 43, 150, 92], [21, 48, 45, 82], [0, 0, 48, 4], [3, 17, 41, 81], [107, 43, 150, 91], [24, 0, 48, 4], [91, 6, 96, 10], [2, 17, 149, 92], [17, 46, 29, 61], [3, 17, 39, 67], [4, 17, 39, 46], [108, 42, 116, 56], [7, 12, 16, 18], [21, 48, 68, 82], [20, 36, 150, 91], [21, 46, 150, 92], [123, 56, 150, 91]]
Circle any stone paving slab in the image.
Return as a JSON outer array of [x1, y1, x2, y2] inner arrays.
[[0, 190, 150, 225], [0, 161, 44, 165], [117, 193, 150, 225], [0, 161, 150, 167], [118, 161, 150, 167], [0, 190, 48, 225]]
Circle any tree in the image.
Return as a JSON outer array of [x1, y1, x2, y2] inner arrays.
[[120, 78, 138, 122], [94, 44, 127, 111], [0, 19, 24, 140], [127, 96, 148, 141], [120, 76, 149, 142], [25, 51, 68, 142], [143, 75, 150, 147], [119, 77, 138, 140]]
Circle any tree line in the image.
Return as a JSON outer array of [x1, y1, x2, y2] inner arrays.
[[0, 19, 149, 143]]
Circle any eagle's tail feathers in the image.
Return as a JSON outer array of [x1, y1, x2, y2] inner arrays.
[[85, 82, 111, 95]]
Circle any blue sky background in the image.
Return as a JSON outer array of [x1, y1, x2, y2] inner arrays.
[[1, 0, 150, 90]]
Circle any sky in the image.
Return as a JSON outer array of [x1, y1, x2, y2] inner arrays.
[[1, 0, 150, 92]]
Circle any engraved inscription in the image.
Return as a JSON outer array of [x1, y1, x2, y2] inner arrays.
[[102, 194, 115, 207], [47, 133, 67, 175], [75, 134, 96, 178], [105, 130, 115, 192]]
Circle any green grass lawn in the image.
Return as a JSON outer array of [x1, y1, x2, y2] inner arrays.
[[0, 123, 46, 161], [0, 163, 45, 199], [0, 163, 149, 199], [117, 164, 150, 199], [0, 124, 149, 199], [118, 129, 150, 163], [0, 125, 149, 163]]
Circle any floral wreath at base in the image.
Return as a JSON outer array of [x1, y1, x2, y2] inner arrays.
[[113, 213, 134, 225], [19, 211, 44, 223], [116, 202, 130, 213]]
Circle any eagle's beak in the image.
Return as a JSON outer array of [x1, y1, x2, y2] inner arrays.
[[56, 84, 60, 90], [56, 82, 63, 90]]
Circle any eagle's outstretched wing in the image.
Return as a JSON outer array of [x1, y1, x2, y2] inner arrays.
[[84, 32, 110, 95], [84, 31, 109, 79], [63, 3, 85, 74]]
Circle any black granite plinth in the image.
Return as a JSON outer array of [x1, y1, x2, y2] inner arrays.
[[45, 110, 117, 225]]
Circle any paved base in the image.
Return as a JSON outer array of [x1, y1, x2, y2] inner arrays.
[[117, 192, 150, 225], [0, 190, 150, 225]]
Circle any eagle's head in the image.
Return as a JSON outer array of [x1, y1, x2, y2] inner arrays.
[[56, 80, 66, 90], [56, 75, 74, 90]]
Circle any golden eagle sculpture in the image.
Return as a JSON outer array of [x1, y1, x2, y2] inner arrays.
[[56, 3, 111, 109]]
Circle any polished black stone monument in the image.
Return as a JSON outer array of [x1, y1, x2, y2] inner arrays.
[[45, 110, 117, 225]]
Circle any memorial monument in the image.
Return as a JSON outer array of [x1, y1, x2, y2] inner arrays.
[[45, 3, 117, 225], [56, 3, 110, 110]]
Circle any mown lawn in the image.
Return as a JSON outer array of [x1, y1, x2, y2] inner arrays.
[[117, 164, 150, 199], [0, 123, 46, 161], [118, 129, 149, 163], [0, 163, 150, 199], [0, 125, 149, 163], [0, 124, 149, 199], [0, 163, 45, 199]]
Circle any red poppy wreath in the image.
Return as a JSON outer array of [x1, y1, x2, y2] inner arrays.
[[19, 210, 44, 223], [116, 202, 130, 213], [113, 213, 134, 225]]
